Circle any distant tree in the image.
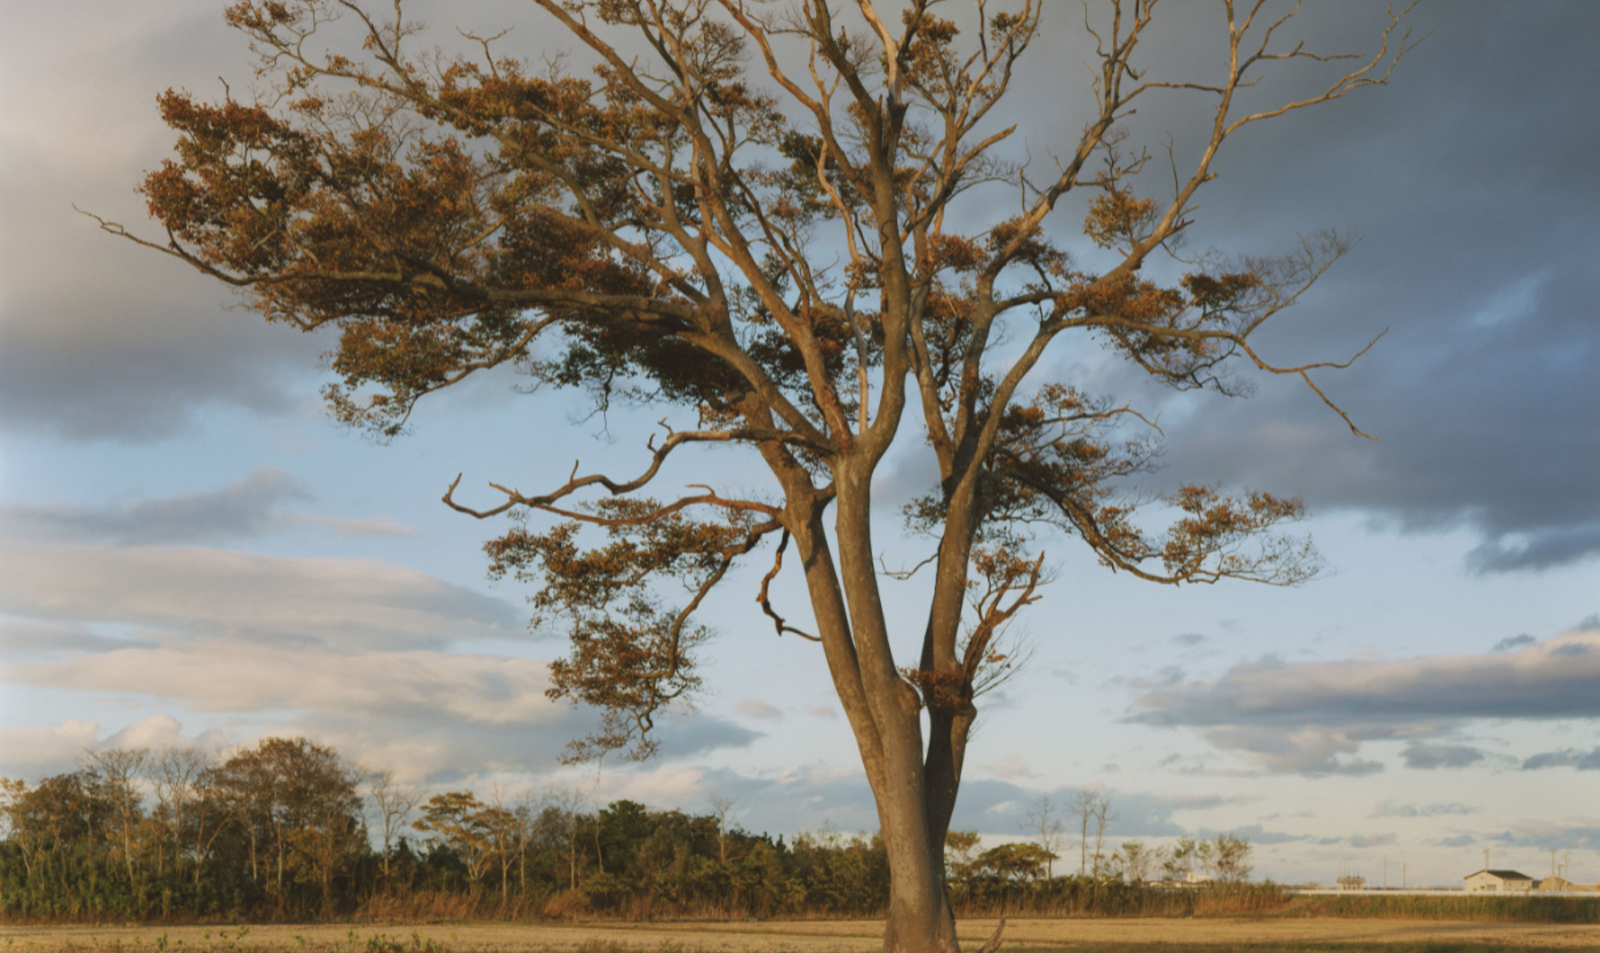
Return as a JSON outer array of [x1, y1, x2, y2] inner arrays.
[[214, 737, 363, 910], [1070, 792, 1111, 877], [1088, 796, 1115, 881], [413, 791, 496, 887], [150, 745, 215, 883], [365, 770, 425, 880], [975, 841, 1055, 883], [84, 747, 149, 889], [1109, 840, 1156, 885], [710, 794, 736, 865], [106, 1, 1417, 947], [1021, 796, 1065, 881], [1203, 832, 1254, 884], [540, 785, 589, 891], [943, 829, 982, 901], [1162, 836, 1199, 883]]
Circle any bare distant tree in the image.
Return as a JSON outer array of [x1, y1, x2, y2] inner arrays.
[[710, 793, 737, 865], [1021, 795, 1065, 880], [1212, 833, 1254, 884], [366, 769, 425, 879], [151, 745, 214, 880], [542, 784, 589, 891], [1069, 792, 1094, 877], [1089, 796, 1115, 881]]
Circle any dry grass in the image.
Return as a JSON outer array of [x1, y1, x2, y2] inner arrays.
[[5, 918, 1600, 951]]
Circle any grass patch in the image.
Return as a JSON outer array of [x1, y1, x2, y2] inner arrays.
[[1270, 895, 1600, 922]]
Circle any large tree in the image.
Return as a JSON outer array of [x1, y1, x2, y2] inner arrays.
[[101, 1, 1415, 949]]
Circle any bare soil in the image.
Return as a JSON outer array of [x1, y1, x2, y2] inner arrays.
[[5, 917, 1600, 950]]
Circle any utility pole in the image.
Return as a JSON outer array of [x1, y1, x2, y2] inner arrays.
[[1483, 847, 1491, 871], [1403, 861, 1407, 889], [1384, 855, 1388, 890]]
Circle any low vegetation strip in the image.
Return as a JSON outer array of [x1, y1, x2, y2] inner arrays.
[[1272, 896, 1600, 923], [6, 920, 1600, 952]]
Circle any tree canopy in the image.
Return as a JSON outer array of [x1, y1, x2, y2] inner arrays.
[[100, 2, 1415, 949]]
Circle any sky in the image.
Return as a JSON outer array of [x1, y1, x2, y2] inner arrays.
[[1, 1, 1597, 888]]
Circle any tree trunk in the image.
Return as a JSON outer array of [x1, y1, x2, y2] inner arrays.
[[802, 464, 963, 953]]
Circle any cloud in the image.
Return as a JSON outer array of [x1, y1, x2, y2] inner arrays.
[[9, 637, 568, 725], [1348, 833, 1398, 849], [1490, 821, 1600, 853], [1126, 627, 1600, 772], [0, 2, 327, 442], [1123, 2, 1600, 572], [1400, 742, 1486, 770], [1370, 800, 1477, 819], [0, 470, 413, 545], [981, 755, 1035, 780], [1194, 823, 1308, 847], [0, 720, 101, 777], [0, 541, 520, 652], [1521, 747, 1600, 771], [1435, 834, 1478, 848], [733, 699, 783, 720], [0, 618, 157, 655], [1468, 525, 1600, 574], [0, 469, 304, 544], [1163, 721, 1390, 777], [1492, 634, 1536, 653]]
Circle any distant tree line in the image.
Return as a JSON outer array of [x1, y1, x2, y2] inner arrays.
[[0, 740, 1256, 922]]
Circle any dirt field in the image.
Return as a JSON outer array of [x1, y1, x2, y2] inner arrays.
[[6, 918, 1600, 951]]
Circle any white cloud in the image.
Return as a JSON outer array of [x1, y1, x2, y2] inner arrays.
[[0, 719, 100, 776]]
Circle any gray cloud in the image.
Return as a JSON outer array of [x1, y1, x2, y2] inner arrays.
[[3, 0, 1591, 591], [1469, 526, 1600, 575], [943, 783, 1254, 840], [1097, 4, 1600, 572], [1434, 834, 1477, 848], [1400, 742, 1486, 770], [0, 618, 157, 655], [1131, 632, 1600, 727], [1370, 800, 1476, 819], [1490, 824, 1600, 853], [1348, 833, 1398, 849], [2, 469, 302, 544], [1492, 634, 1536, 653], [0, 4, 324, 442], [1126, 628, 1600, 771], [1521, 747, 1600, 772], [0, 470, 413, 545], [1193, 823, 1308, 847], [0, 541, 518, 652]]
